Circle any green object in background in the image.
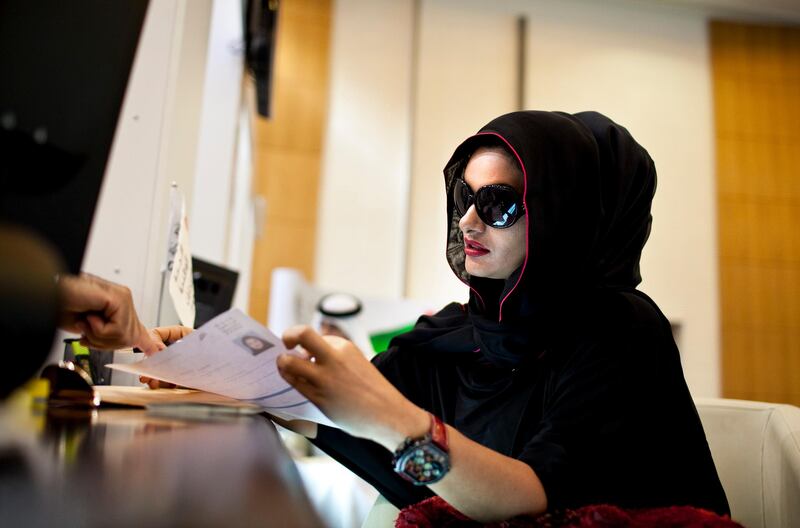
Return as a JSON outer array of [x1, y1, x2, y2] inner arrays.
[[369, 323, 416, 354], [70, 341, 90, 357]]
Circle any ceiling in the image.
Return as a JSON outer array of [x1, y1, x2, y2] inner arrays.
[[651, 0, 800, 23]]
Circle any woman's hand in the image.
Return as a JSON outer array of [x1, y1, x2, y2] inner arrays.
[[138, 325, 194, 388], [279, 326, 548, 521], [277, 325, 429, 449], [150, 325, 194, 348]]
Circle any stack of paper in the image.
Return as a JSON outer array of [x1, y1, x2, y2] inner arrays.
[[108, 309, 333, 426]]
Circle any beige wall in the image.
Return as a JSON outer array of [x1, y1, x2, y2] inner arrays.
[[515, 0, 719, 396], [314, 0, 415, 298], [405, 1, 518, 307], [316, 0, 776, 397]]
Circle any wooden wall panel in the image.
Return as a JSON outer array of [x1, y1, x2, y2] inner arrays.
[[247, 0, 331, 323], [712, 20, 800, 405]]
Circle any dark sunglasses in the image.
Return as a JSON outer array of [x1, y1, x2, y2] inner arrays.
[[453, 178, 524, 229]]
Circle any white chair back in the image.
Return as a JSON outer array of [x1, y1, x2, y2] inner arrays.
[[696, 398, 800, 528]]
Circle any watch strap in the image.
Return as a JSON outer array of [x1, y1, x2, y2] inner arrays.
[[428, 413, 448, 452]]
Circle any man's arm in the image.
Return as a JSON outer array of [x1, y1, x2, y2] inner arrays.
[[57, 273, 161, 354]]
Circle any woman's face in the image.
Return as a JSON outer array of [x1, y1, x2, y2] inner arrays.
[[244, 336, 266, 351], [458, 147, 526, 280]]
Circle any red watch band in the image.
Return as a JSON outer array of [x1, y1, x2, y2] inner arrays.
[[429, 413, 448, 452]]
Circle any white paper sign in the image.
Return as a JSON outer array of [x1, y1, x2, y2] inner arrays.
[[108, 309, 333, 426], [167, 199, 195, 328], [164, 183, 182, 273]]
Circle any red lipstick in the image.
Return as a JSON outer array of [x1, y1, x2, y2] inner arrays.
[[464, 237, 489, 257]]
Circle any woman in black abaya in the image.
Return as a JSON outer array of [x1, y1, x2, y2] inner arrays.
[[276, 111, 729, 522]]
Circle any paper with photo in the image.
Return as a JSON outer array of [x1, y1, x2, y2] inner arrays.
[[108, 309, 334, 426]]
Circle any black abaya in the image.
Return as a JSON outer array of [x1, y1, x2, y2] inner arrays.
[[312, 111, 729, 516]]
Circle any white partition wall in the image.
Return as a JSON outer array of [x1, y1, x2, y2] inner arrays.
[[76, 0, 208, 380], [82, 0, 198, 328], [70, 0, 251, 377], [314, 0, 416, 298], [228, 106, 256, 313], [83, 0, 249, 323], [190, 0, 245, 266]]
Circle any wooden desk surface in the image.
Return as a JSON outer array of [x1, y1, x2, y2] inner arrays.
[[0, 403, 324, 527]]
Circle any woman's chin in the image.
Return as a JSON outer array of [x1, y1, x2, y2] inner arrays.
[[465, 260, 493, 279], [467, 261, 516, 281]]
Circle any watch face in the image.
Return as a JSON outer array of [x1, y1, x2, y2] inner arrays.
[[395, 443, 450, 485]]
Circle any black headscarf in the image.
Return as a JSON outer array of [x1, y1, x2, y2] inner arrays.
[[391, 110, 656, 369]]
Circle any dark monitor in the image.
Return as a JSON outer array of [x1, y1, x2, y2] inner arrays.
[[192, 257, 239, 328], [244, 0, 279, 118], [0, 0, 150, 273]]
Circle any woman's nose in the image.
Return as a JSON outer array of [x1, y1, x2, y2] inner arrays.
[[459, 204, 484, 234]]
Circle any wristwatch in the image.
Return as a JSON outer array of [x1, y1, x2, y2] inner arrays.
[[392, 413, 450, 485]]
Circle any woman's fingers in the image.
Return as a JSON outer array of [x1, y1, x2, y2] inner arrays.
[[282, 325, 334, 363], [277, 353, 320, 387], [151, 325, 193, 345], [277, 369, 318, 401], [277, 356, 325, 408], [138, 376, 176, 389]]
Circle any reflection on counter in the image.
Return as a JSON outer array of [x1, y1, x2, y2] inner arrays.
[[0, 386, 323, 528]]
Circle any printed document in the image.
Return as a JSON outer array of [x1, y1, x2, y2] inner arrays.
[[166, 191, 195, 327], [108, 309, 333, 426]]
